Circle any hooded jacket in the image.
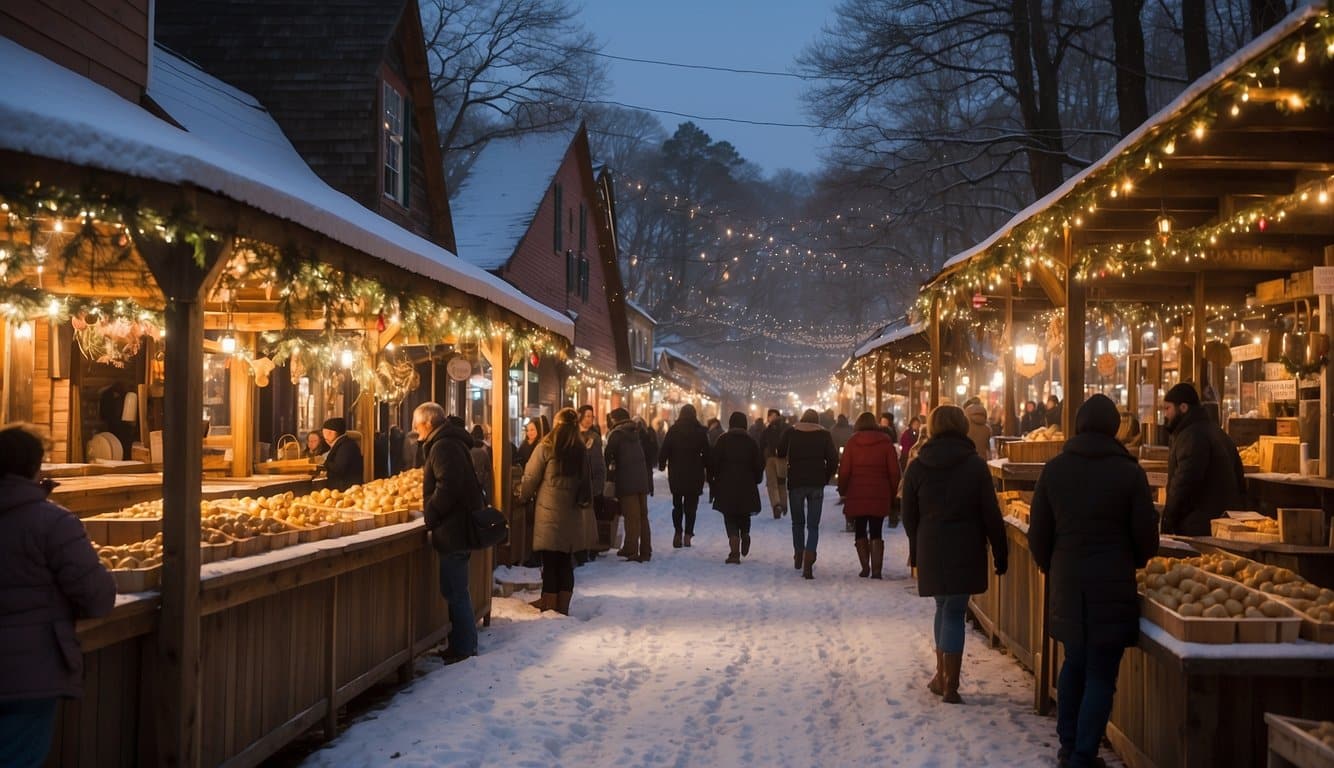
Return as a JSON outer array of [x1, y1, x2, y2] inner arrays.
[[901, 432, 1008, 597], [709, 426, 764, 516], [518, 440, 592, 553], [658, 406, 711, 496], [1163, 405, 1246, 535], [421, 424, 481, 554], [324, 432, 364, 491], [605, 420, 651, 497], [964, 403, 992, 460], [0, 475, 116, 702], [837, 428, 901, 518], [1028, 396, 1159, 647], [776, 420, 839, 488]]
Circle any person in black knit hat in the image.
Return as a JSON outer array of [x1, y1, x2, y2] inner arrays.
[[1159, 382, 1245, 535], [321, 417, 364, 491]]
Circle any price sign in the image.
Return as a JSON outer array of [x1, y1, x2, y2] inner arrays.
[[446, 356, 472, 382], [1257, 378, 1298, 403]]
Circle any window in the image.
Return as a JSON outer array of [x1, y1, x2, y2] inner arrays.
[[565, 249, 576, 292], [382, 81, 408, 205], [553, 184, 564, 252], [578, 257, 590, 301]]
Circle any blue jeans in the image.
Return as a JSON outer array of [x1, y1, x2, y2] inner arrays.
[[438, 551, 477, 656], [788, 486, 824, 554], [1057, 642, 1126, 767], [932, 594, 970, 653], [0, 698, 58, 768]]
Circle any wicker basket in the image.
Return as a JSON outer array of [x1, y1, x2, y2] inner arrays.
[[1004, 440, 1065, 463]]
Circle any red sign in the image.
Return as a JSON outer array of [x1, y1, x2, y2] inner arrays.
[[972, 293, 986, 309]]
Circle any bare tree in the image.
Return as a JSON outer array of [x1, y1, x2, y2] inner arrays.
[[420, 0, 607, 183], [1111, 0, 1149, 134]]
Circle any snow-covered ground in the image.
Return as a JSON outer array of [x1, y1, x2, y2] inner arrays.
[[299, 475, 1122, 767]]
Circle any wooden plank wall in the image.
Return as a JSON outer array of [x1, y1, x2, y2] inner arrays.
[[33, 320, 72, 461], [1, 0, 149, 103]]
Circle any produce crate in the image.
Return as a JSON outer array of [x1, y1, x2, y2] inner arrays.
[[296, 522, 336, 543], [229, 534, 265, 557], [1290, 270, 1316, 299], [1279, 508, 1326, 546], [1211, 518, 1282, 544], [200, 532, 233, 564], [261, 528, 301, 551], [1266, 714, 1334, 768], [111, 565, 162, 594], [1261, 435, 1303, 474], [1005, 440, 1065, 463], [82, 515, 162, 546], [1140, 570, 1300, 644], [1192, 551, 1334, 644], [1257, 277, 1289, 303]]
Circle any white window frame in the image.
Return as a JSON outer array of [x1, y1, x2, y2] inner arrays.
[[382, 81, 406, 204]]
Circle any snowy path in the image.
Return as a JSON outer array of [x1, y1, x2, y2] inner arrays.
[[299, 476, 1120, 767]]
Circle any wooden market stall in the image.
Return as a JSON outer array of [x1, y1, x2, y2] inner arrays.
[[0, 35, 574, 767], [838, 320, 932, 424], [893, 5, 1334, 765]]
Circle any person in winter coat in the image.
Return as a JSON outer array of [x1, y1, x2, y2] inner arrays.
[[303, 430, 329, 459], [838, 412, 902, 579], [709, 412, 765, 563], [659, 403, 711, 549], [514, 419, 542, 467], [902, 405, 1008, 704], [899, 416, 921, 470], [415, 405, 482, 664], [469, 425, 493, 504], [606, 408, 653, 561], [964, 402, 992, 460], [1028, 394, 1159, 768], [878, 413, 899, 444], [830, 414, 854, 451], [320, 417, 364, 491], [777, 409, 840, 579], [1160, 382, 1245, 536], [706, 418, 724, 447], [0, 425, 115, 766], [637, 417, 659, 496], [1044, 396, 1063, 428], [578, 405, 607, 558], [1020, 401, 1042, 434], [517, 408, 591, 615], [759, 409, 789, 518], [747, 417, 765, 447]]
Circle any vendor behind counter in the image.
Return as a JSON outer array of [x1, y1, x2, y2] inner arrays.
[[320, 418, 364, 491]]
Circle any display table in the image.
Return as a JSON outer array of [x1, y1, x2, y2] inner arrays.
[[50, 520, 492, 767], [50, 473, 317, 517], [1245, 473, 1334, 517]]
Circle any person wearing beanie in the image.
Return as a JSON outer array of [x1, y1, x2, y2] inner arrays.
[[777, 409, 839, 579], [605, 408, 653, 561], [1028, 394, 1159, 768], [708, 412, 764, 563], [321, 416, 364, 491], [1160, 382, 1245, 535]]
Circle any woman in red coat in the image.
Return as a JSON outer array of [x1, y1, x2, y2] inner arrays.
[[837, 412, 902, 578]]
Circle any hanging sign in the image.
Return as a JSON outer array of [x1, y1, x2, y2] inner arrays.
[[1096, 353, 1117, 378], [1230, 343, 1264, 363], [446, 356, 472, 382], [1313, 266, 1334, 295], [1257, 379, 1298, 403]]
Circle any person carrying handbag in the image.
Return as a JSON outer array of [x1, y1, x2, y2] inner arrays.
[[516, 408, 591, 615], [414, 404, 481, 665]]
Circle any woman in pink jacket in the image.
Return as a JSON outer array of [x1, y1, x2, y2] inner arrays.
[[838, 412, 902, 579], [0, 424, 115, 766]]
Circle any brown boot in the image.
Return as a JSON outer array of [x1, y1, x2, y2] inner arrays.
[[529, 593, 556, 612], [793, 549, 803, 570], [855, 539, 871, 578], [802, 550, 816, 580], [927, 650, 944, 696], [870, 540, 885, 580], [673, 531, 683, 548], [555, 591, 572, 616], [683, 533, 693, 548], [942, 652, 964, 704], [740, 533, 750, 557], [726, 536, 741, 564]]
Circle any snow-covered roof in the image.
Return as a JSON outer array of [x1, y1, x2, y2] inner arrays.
[[449, 131, 576, 270], [624, 298, 656, 324], [656, 346, 701, 372], [931, 1, 1324, 283], [0, 38, 572, 339], [854, 322, 927, 359]]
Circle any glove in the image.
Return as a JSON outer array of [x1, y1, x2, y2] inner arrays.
[[994, 557, 1008, 576]]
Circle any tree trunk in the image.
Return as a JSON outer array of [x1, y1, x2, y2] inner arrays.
[[1011, 0, 1067, 197], [1111, 0, 1149, 135], [1249, 0, 1287, 38], [1182, 0, 1211, 81]]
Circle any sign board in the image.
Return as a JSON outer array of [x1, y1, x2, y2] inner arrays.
[[1314, 266, 1334, 295], [1257, 378, 1298, 403], [1096, 353, 1117, 378], [1230, 342, 1264, 363], [446, 356, 472, 382]]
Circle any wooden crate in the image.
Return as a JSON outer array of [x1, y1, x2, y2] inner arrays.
[[199, 534, 232, 564], [229, 534, 265, 557], [1266, 714, 1334, 768], [1261, 435, 1303, 474], [261, 528, 300, 550], [1212, 518, 1282, 544], [111, 566, 161, 594], [296, 522, 336, 543], [1005, 440, 1065, 463], [82, 516, 161, 546], [1258, 277, 1289, 303], [1141, 570, 1301, 644], [1280, 508, 1327, 546]]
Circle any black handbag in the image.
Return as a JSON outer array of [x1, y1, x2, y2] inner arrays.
[[429, 449, 509, 553]]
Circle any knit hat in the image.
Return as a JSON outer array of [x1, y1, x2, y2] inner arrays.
[[728, 411, 748, 430], [609, 407, 631, 425], [1075, 394, 1121, 437], [1163, 382, 1200, 407], [322, 417, 347, 434]]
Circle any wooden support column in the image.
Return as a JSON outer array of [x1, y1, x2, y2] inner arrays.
[[1004, 287, 1018, 436], [480, 336, 511, 508], [356, 379, 376, 484], [929, 297, 942, 410], [874, 351, 885, 417], [229, 333, 255, 477], [1190, 271, 1207, 389], [1062, 227, 1085, 437], [1321, 246, 1334, 478], [140, 236, 227, 768]]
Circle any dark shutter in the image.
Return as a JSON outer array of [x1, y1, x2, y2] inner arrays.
[[579, 257, 590, 301], [553, 184, 564, 252], [579, 203, 587, 250], [566, 250, 576, 292], [402, 98, 412, 208]]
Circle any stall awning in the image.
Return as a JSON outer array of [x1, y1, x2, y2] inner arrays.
[[854, 322, 928, 359], [0, 38, 574, 340]]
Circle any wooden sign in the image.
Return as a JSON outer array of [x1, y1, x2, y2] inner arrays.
[[1230, 342, 1263, 363], [1314, 266, 1334, 295], [1257, 378, 1298, 403], [446, 356, 472, 382]]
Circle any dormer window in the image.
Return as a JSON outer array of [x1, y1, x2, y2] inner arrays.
[[382, 81, 407, 205]]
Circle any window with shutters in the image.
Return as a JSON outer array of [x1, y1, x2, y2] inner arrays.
[[382, 81, 408, 205], [553, 184, 564, 252], [578, 257, 590, 301], [565, 249, 576, 292]]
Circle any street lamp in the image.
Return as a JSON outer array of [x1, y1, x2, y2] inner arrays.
[[1017, 343, 1040, 366]]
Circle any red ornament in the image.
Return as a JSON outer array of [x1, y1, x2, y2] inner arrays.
[[972, 292, 986, 309], [1257, 217, 1268, 232], [529, 349, 540, 367], [376, 313, 386, 332]]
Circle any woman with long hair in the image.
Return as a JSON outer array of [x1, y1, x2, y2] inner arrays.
[[902, 405, 1008, 704], [514, 418, 543, 467], [516, 408, 590, 615], [838, 412, 901, 579]]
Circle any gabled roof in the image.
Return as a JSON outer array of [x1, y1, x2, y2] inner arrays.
[[855, 321, 927, 358], [450, 130, 577, 270], [0, 37, 573, 337], [624, 298, 657, 325]]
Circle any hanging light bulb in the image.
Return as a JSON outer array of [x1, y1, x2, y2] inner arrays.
[[46, 298, 61, 318], [340, 347, 355, 368], [1297, 42, 1307, 63], [219, 333, 237, 355]]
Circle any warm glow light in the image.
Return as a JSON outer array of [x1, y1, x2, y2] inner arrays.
[[1163, 139, 1175, 155], [1017, 344, 1039, 366], [1297, 42, 1307, 63], [1193, 123, 1206, 140], [219, 334, 237, 355], [955, 383, 967, 397], [14, 321, 33, 340], [340, 348, 355, 368], [46, 298, 60, 317]]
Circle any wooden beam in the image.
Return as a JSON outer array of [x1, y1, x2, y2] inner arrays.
[[1033, 262, 1066, 308], [1062, 227, 1085, 437], [1323, 245, 1334, 478], [1004, 285, 1018, 436], [139, 236, 228, 768], [929, 298, 941, 410], [480, 337, 512, 513], [1190, 272, 1206, 386], [873, 351, 884, 417], [228, 333, 255, 477]]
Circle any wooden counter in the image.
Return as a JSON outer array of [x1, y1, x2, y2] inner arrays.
[[1245, 473, 1334, 517], [50, 521, 493, 767], [51, 473, 317, 517]]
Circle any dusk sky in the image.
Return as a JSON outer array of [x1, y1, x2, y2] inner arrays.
[[576, 0, 845, 177]]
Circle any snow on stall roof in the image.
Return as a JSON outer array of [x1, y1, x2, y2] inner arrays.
[[0, 39, 572, 339], [449, 131, 576, 270], [930, 1, 1325, 282], [854, 321, 926, 359]]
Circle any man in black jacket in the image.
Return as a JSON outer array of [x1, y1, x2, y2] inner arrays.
[[777, 409, 839, 579], [1028, 395, 1158, 768], [659, 404, 711, 548], [414, 403, 480, 664], [320, 417, 364, 491], [1160, 382, 1245, 536]]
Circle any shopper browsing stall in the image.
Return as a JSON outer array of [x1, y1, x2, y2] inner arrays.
[[1159, 383, 1245, 536]]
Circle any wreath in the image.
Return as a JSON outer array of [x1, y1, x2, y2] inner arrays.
[[1279, 354, 1328, 378]]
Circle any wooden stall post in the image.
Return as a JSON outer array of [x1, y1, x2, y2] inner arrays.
[[140, 236, 227, 768], [1190, 271, 1206, 388], [357, 383, 376, 484], [229, 332, 255, 476], [1062, 226, 1085, 437], [480, 335, 511, 520], [929, 297, 942, 409], [874, 350, 885, 418], [1004, 284, 1018, 436], [1320, 245, 1334, 478]]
